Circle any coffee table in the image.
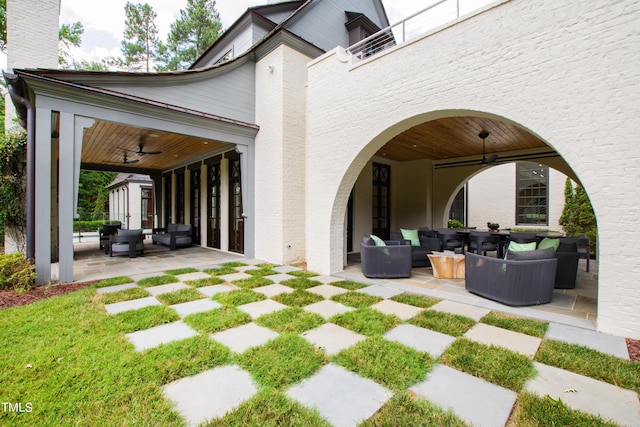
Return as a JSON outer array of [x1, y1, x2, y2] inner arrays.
[[427, 251, 465, 279]]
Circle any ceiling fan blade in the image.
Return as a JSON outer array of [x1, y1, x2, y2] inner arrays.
[[138, 143, 162, 155]]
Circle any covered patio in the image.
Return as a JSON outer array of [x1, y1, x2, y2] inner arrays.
[[65, 236, 597, 330]]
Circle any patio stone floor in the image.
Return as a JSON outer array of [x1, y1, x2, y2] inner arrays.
[[68, 239, 639, 426]]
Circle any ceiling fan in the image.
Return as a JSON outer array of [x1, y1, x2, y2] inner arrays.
[[121, 152, 139, 165], [479, 131, 498, 165], [136, 142, 162, 156]]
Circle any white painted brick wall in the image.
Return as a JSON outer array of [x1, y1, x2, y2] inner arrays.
[[255, 46, 309, 265], [306, 0, 640, 337]]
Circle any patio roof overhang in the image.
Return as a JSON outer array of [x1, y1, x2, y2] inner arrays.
[[10, 69, 260, 174]]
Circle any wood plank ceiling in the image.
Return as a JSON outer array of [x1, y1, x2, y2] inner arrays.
[[80, 120, 229, 171], [77, 116, 549, 172], [376, 116, 547, 162]]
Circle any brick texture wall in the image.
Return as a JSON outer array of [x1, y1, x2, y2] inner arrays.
[[305, 0, 640, 337]]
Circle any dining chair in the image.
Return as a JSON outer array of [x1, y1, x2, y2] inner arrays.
[[436, 229, 465, 254], [468, 231, 500, 256]]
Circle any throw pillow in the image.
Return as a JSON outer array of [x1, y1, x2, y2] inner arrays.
[[505, 241, 537, 259], [507, 247, 556, 260], [370, 235, 386, 247], [401, 228, 420, 246], [538, 237, 560, 251]]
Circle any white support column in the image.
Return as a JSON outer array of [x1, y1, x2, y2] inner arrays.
[[58, 115, 92, 283], [235, 145, 255, 258], [34, 107, 52, 284]]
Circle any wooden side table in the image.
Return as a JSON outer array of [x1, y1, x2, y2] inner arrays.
[[427, 251, 465, 279]]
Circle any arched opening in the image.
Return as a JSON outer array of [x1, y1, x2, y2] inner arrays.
[[334, 110, 598, 322]]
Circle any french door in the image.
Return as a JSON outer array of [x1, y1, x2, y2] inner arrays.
[[372, 163, 391, 240], [190, 167, 201, 243], [228, 154, 244, 254], [206, 159, 221, 249]]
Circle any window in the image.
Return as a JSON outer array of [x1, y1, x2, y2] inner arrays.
[[516, 162, 549, 225]]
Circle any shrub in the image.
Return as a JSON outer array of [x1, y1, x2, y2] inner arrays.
[[448, 219, 464, 228], [0, 252, 36, 292]]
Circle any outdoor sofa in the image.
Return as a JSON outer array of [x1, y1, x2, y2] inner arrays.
[[390, 229, 442, 268], [152, 223, 192, 250], [360, 236, 412, 278], [109, 228, 144, 258], [465, 249, 558, 306]]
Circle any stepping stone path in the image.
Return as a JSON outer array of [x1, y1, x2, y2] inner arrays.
[[95, 267, 639, 427]]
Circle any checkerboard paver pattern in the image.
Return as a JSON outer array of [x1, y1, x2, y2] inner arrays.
[[96, 265, 640, 427]]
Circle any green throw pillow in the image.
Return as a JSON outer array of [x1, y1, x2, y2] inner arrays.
[[401, 228, 420, 247], [538, 237, 560, 251], [370, 235, 386, 247], [505, 241, 536, 259]]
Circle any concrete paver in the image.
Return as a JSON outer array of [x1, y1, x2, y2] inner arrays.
[[464, 323, 542, 358], [430, 299, 490, 321], [311, 275, 342, 285], [163, 365, 257, 427], [238, 299, 288, 319], [357, 285, 403, 299], [253, 284, 295, 298], [210, 322, 279, 354], [371, 299, 424, 320], [410, 364, 517, 427], [287, 364, 393, 427], [171, 299, 222, 317], [104, 296, 160, 314], [384, 324, 455, 357], [525, 362, 640, 426], [302, 323, 367, 356], [145, 283, 190, 296], [303, 300, 355, 320], [545, 323, 630, 360], [307, 284, 349, 299], [197, 283, 239, 297], [263, 273, 297, 283], [126, 321, 198, 351]]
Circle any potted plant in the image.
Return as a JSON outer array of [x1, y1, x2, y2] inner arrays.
[[487, 222, 500, 231]]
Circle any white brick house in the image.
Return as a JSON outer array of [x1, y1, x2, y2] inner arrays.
[[5, 0, 640, 338]]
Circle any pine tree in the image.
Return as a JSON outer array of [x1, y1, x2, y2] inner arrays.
[[158, 0, 222, 70], [121, 2, 160, 72], [559, 177, 596, 253]]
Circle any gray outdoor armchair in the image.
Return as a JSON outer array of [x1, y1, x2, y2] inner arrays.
[[360, 236, 412, 278], [109, 228, 144, 258], [465, 252, 557, 306], [152, 223, 193, 250]]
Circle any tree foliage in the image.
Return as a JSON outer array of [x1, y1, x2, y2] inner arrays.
[[0, 130, 27, 250], [559, 178, 597, 252], [158, 0, 222, 70], [77, 171, 117, 221], [121, 2, 160, 72], [59, 21, 84, 66], [0, 0, 6, 53]]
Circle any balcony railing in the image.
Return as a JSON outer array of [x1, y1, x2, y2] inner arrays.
[[347, 0, 494, 60]]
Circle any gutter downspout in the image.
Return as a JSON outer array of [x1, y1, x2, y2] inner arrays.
[[4, 72, 35, 262]]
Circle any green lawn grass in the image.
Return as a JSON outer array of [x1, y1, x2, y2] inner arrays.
[[155, 288, 204, 305], [440, 338, 536, 391], [408, 310, 476, 337], [333, 336, 433, 391], [255, 307, 325, 334], [0, 273, 632, 427], [137, 275, 178, 287], [236, 334, 327, 389], [164, 267, 199, 275], [203, 266, 238, 276], [330, 280, 368, 290], [94, 276, 134, 288], [535, 339, 640, 393], [272, 289, 324, 307], [184, 277, 224, 287], [331, 291, 382, 308], [330, 307, 401, 336], [98, 286, 149, 304], [279, 277, 323, 290], [231, 276, 274, 289]]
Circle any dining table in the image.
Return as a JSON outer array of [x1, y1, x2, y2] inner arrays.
[[435, 228, 564, 258]]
